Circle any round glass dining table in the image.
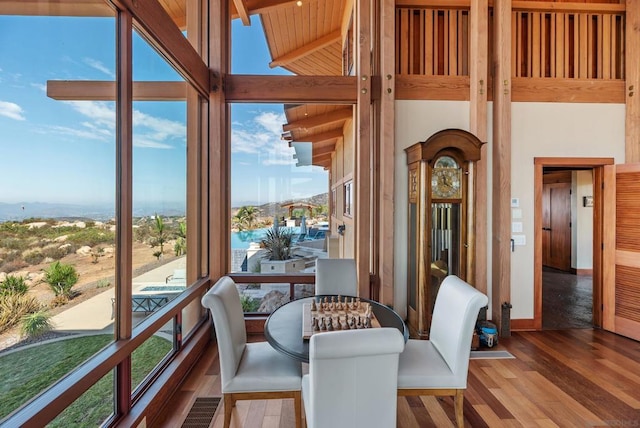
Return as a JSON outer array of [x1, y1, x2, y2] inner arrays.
[[264, 295, 409, 363]]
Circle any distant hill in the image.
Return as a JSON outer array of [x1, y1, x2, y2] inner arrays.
[[0, 193, 329, 223], [0, 201, 184, 222], [0, 202, 115, 222], [234, 192, 328, 218]]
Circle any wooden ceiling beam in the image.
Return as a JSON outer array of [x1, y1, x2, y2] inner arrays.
[[233, 0, 251, 25], [47, 80, 187, 101], [313, 160, 331, 169], [283, 108, 352, 131], [313, 143, 337, 156], [312, 152, 333, 163], [0, 0, 112, 16], [291, 128, 343, 144], [230, 0, 299, 20], [270, 30, 341, 68], [311, 153, 333, 166], [225, 75, 357, 103]]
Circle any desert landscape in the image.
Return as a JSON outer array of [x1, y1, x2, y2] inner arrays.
[[0, 217, 184, 350]]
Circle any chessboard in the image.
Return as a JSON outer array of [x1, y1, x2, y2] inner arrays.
[[302, 296, 381, 339]]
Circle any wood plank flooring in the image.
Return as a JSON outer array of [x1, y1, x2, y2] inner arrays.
[[151, 329, 640, 427]]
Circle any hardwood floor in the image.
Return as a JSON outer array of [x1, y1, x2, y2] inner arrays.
[[152, 329, 640, 427]]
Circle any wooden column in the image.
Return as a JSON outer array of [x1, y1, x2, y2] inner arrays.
[[184, 0, 204, 339], [356, 0, 372, 299], [210, 0, 230, 278], [470, 0, 488, 295], [492, 0, 512, 335], [378, 0, 395, 306], [115, 8, 133, 416], [626, 0, 640, 162], [115, 9, 133, 342]]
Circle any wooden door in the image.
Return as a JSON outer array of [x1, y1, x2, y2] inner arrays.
[[542, 181, 571, 271], [603, 164, 640, 341]]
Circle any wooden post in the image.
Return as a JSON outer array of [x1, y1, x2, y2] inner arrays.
[[626, 0, 640, 162], [470, 0, 489, 295], [356, 0, 372, 298], [378, 0, 395, 307], [210, 0, 230, 278], [492, 0, 512, 335]]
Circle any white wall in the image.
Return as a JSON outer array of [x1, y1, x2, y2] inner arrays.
[[394, 101, 625, 321], [509, 102, 624, 318], [571, 170, 594, 270]]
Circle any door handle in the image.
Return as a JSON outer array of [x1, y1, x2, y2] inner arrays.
[[542, 227, 551, 231]]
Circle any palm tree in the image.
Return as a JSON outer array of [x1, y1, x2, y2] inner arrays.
[[233, 206, 258, 231], [152, 214, 167, 257]]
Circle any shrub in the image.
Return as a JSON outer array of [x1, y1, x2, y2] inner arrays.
[[66, 228, 115, 247], [23, 250, 45, 265], [240, 294, 260, 312], [1, 259, 28, 273], [44, 261, 79, 299], [0, 294, 43, 333], [260, 226, 293, 261], [42, 245, 72, 260], [0, 275, 29, 296], [96, 279, 111, 288], [0, 237, 28, 251], [20, 310, 53, 338]]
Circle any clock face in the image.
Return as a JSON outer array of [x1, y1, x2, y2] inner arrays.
[[431, 156, 461, 199]]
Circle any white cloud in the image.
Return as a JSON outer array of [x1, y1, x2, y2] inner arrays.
[[51, 101, 183, 149], [232, 110, 295, 166], [0, 101, 26, 120], [83, 58, 115, 79], [31, 83, 47, 92]]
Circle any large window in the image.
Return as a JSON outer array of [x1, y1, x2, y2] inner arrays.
[[229, 103, 329, 313], [0, 11, 118, 422], [0, 2, 208, 425]]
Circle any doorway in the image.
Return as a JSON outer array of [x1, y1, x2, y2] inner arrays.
[[534, 158, 612, 331], [541, 168, 592, 329]]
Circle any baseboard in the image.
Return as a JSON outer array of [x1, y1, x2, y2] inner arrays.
[[576, 268, 593, 276], [510, 318, 538, 331]]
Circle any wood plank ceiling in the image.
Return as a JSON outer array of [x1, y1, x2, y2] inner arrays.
[[253, 0, 348, 168]]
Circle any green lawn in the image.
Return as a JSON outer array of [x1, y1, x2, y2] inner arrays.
[[0, 334, 173, 425]]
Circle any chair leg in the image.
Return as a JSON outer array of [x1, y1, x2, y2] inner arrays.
[[454, 389, 464, 427], [293, 390, 302, 428], [223, 394, 234, 428]]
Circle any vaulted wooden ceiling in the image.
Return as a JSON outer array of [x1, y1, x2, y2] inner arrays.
[[232, 0, 350, 169]]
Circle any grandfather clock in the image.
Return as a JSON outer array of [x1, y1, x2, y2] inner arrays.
[[405, 129, 484, 338]]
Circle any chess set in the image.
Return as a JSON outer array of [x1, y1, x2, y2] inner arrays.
[[302, 296, 381, 339]]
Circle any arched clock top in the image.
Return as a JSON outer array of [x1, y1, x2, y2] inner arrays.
[[405, 129, 485, 163]]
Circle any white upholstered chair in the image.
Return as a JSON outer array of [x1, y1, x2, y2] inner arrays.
[[201, 276, 303, 428], [397, 275, 488, 427], [314, 258, 357, 296], [302, 328, 405, 428]]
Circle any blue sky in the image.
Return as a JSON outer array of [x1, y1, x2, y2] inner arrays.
[[0, 13, 327, 213]]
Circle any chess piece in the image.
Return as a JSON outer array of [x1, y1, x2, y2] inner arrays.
[[312, 317, 319, 331], [311, 300, 317, 312], [348, 315, 355, 329], [319, 317, 326, 331], [340, 316, 348, 330], [327, 317, 334, 331]]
